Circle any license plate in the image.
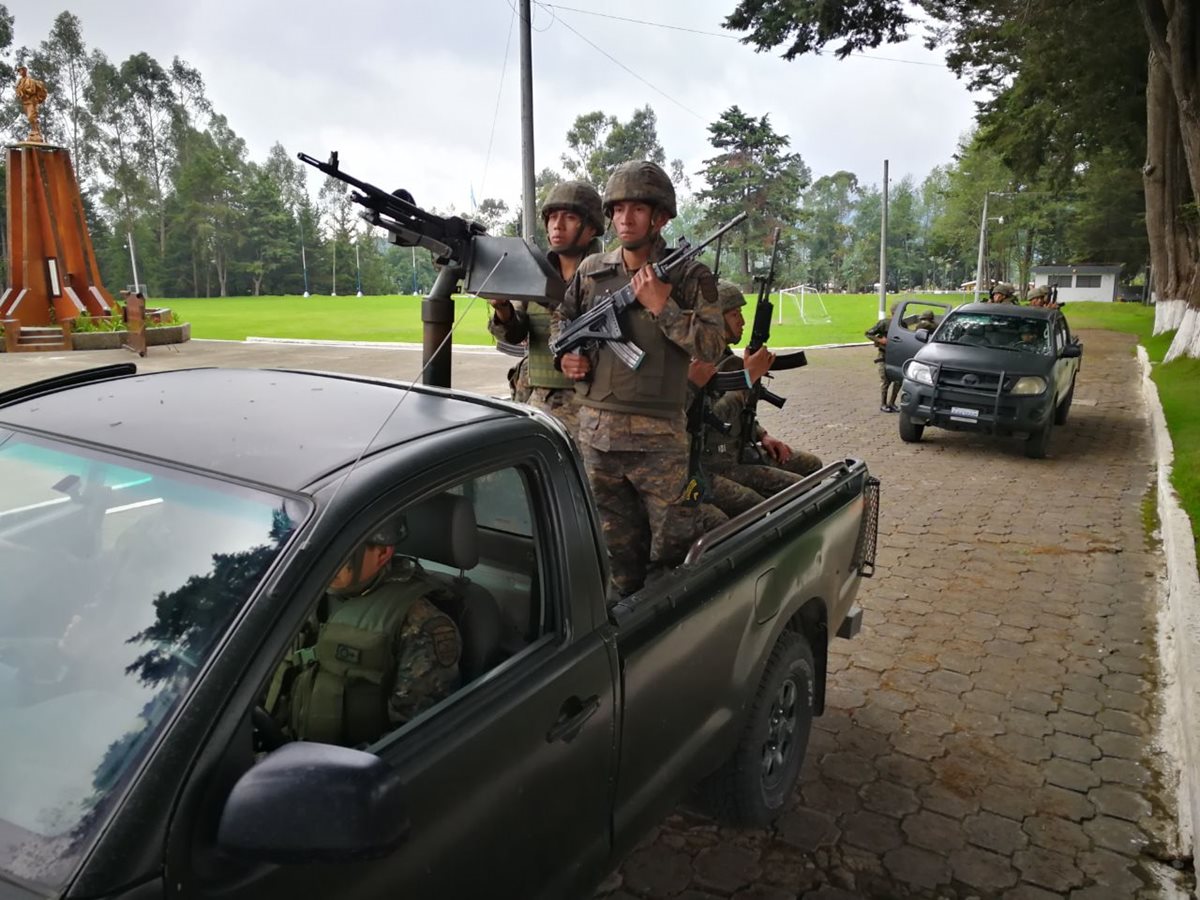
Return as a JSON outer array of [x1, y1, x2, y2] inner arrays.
[[949, 406, 979, 422]]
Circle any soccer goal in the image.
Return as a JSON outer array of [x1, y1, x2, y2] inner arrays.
[[776, 284, 832, 325]]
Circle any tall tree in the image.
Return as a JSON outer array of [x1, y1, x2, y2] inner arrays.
[[696, 105, 809, 285], [561, 105, 668, 188], [29, 12, 94, 181], [1137, 0, 1200, 356], [799, 171, 860, 291], [120, 52, 176, 256]]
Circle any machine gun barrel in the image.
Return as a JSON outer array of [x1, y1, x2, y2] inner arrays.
[[298, 151, 483, 265], [550, 212, 747, 369]]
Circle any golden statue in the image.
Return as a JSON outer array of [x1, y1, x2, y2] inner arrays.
[[16, 65, 47, 143]]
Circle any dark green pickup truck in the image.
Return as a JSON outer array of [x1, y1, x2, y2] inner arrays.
[[0, 364, 877, 900], [888, 301, 1083, 458]]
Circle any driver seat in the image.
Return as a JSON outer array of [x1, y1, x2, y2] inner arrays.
[[394, 494, 506, 682]]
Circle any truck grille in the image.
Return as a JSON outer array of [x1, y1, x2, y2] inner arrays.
[[853, 476, 880, 578]]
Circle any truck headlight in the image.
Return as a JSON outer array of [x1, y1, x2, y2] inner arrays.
[[904, 360, 936, 386], [1009, 376, 1047, 395]]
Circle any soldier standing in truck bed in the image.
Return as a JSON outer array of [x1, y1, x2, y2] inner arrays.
[[488, 182, 604, 436], [552, 161, 725, 596]]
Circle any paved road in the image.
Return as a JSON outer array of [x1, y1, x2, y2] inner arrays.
[[604, 329, 1188, 899], [0, 332, 1186, 897]]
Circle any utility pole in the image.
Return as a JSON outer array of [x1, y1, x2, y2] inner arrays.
[[126, 231, 141, 295], [877, 160, 888, 319], [519, 0, 536, 244], [355, 243, 363, 297], [299, 220, 310, 297], [331, 242, 337, 296], [974, 191, 989, 303]]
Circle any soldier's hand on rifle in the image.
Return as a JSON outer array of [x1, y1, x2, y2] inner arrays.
[[761, 433, 792, 464], [688, 360, 717, 387], [744, 346, 775, 385], [489, 298, 513, 322], [560, 351, 591, 381], [631, 265, 672, 316]]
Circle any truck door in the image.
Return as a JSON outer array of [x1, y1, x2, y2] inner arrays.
[[884, 300, 952, 382], [185, 449, 617, 900]]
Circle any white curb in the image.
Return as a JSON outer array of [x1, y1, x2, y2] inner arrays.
[[1140, 345, 1200, 855]]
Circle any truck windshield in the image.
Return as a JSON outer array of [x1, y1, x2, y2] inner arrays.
[[935, 313, 1051, 355], [0, 430, 308, 891]]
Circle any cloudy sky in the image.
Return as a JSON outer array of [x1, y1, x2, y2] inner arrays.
[[13, 0, 981, 211]]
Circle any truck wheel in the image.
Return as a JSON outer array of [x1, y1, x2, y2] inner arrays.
[[898, 412, 924, 443], [1054, 378, 1075, 425], [1025, 420, 1052, 459], [704, 632, 815, 826]]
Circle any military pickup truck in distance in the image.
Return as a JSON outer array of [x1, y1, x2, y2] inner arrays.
[[888, 301, 1082, 458], [0, 364, 878, 900]]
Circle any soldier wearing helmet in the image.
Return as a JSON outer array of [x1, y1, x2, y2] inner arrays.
[[267, 516, 462, 746], [989, 282, 1017, 304], [488, 180, 604, 434], [552, 161, 725, 597], [688, 280, 823, 518]]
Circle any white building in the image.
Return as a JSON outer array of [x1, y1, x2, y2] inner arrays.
[[1031, 264, 1123, 302]]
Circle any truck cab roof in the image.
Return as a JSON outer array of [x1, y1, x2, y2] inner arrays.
[[0, 367, 517, 491]]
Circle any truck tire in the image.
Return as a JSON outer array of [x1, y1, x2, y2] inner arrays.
[[898, 411, 924, 443], [1025, 420, 1052, 459], [704, 632, 815, 826], [1054, 377, 1075, 425]]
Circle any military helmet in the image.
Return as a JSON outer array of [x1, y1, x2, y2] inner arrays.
[[541, 180, 604, 235], [1028, 286, 1049, 300], [366, 515, 407, 547], [716, 280, 746, 312], [917, 309, 935, 321], [991, 282, 1016, 297], [602, 160, 677, 219]]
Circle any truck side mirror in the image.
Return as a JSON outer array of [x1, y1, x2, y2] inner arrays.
[[915, 330, 930, 343], [1060, 343, 1082, 359], [218, 742, 409, 863]]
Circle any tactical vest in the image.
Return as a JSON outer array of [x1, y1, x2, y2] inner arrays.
[[576, 261, 690, 418], [285, 576, 431, 747], [526, 304, 574, 389]]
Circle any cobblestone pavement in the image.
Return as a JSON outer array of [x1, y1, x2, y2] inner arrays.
[[602, 329, 1192, 899]]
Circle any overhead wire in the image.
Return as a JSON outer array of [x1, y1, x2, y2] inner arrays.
[[479, 3, 518, 201], [534, 2, 706, 121], [537, 2, 945, 68]]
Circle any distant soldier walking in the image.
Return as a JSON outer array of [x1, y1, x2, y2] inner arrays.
[[866, 312, 899, 412]]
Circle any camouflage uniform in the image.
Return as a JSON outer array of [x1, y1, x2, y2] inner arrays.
[[689, 282, 822, 518], [489, 182, 605, 438], [865, 318, 899, 409], [553, 162, 725, 596], [386, 590, 462, 725]]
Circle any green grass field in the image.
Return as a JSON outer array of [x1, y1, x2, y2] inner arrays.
[[166, 291, 965, 347]]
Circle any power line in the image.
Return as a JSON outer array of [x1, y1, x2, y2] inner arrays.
[[538, 3, 736, 40], [479, 3, 517, 199], [539, 6, 706, 121], [538, 2, 945, 69]]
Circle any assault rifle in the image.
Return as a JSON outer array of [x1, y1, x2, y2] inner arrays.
[[737, 227, 793, 463], [550, 212, 748, 370]]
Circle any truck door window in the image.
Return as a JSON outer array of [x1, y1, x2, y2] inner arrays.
[[261, 465, 550, 751]]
